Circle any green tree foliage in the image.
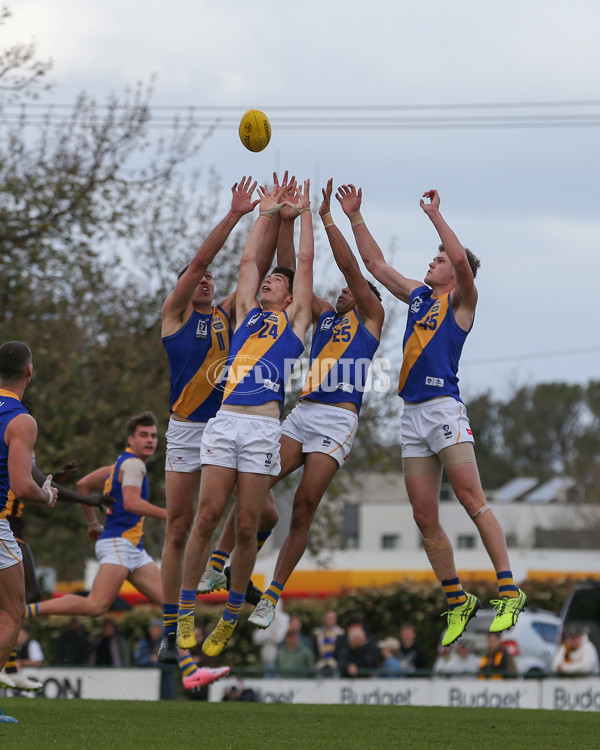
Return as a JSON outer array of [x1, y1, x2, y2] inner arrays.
[[0, 15, 243, 577], [466, 382, 600, 502]]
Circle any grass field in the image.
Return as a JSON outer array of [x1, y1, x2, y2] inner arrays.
[[1, 699, 599, 749]]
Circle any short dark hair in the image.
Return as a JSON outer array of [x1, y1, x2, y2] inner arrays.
[[366, 280, 382, 301], [438, 244, 480, 278], [271, 266, 295, 292], [126, 411, 157, 439], [0, 341, 32, 383]]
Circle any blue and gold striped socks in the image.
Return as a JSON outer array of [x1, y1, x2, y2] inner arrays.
[[442, 577, 467, 609], [263, 581, 284, 607], [497, 570, 519, 598]]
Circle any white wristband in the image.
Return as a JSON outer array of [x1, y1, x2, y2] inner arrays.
[[42, 476, 54, 506]]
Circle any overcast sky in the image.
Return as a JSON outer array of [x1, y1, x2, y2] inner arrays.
[[4, 0, 600, 401]]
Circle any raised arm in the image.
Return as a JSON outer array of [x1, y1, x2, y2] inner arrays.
[[286, 180, 314, 338], [336, 184, 421, 304], [235, 184, 286, 325], [161, 176, 259, 335], [320, 179, 384, 339], [276, 172, 300, 271], [420, 189, 477, 309]]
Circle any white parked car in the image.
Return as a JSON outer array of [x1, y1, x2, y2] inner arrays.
[[434, 608, 561, 676]]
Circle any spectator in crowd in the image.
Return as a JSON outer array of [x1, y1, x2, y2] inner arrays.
[[377, 637, 404, 677], [398, 622, 429, 674], [16, 626, 44, 667], [288, 613, 313, 651], [552, 624, 600, 676], [276, 629, 316, 678], [479, 632, 516, 679], [435, 642, 480, 676], [312, 610, 345, 677], [52, 617, 91, 666], [89, 618, 131, 668], [252, 600, 290, 678], [134, 619, 176, 700], [334, 615, 379, 678]]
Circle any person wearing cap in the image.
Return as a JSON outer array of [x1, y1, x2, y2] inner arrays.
[[378, 637, 404, 677], [552, 624, 600, 676]]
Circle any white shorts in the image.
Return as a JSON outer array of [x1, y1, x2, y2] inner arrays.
[[200, 411, 281, 476], [0, 518, 23, 570], [282, 401, 358, 468], [401, 396, 475, 458], [95, 537, 155, 571], [164, 416, 207, 473]]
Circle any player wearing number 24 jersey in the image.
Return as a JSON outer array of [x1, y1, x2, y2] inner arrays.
[[177, 179, 314, 656]]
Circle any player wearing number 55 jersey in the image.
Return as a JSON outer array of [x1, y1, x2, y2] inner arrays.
[[343, 184, 526, 647]]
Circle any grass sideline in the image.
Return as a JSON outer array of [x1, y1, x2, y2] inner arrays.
[[1, 699, 599, 749]]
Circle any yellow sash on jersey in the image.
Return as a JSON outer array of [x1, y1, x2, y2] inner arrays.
[[223, 312, 287, 398], [301, 312, 359, 397], [398, 294, 449, 394], [172, 308, 229, 418]]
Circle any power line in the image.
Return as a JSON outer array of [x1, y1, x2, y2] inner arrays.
[[3, 99, 600, 131]]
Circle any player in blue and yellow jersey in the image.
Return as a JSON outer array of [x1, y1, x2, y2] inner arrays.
[[343, 184, 526, 646], [0, 341, 58, 724], [0, 458, 111, 691], [25, 411, 229, 691], [176, 179, 314, 656], [158, 175, 282, 663], [246, 178, 385, 628]]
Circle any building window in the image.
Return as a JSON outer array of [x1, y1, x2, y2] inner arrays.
[[343, 503, 359, 549], [381, 534, 400, 549], [457, 534, 476, 549], [440, 485, 452, 501]]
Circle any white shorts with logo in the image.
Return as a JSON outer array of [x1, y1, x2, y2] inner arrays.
[[164, 416, 207, 473], [200, 410, 281, 476], [281, 401, 359, 468], [0, 518, 22, 570], [95, 537, 155, 571], [401, 396, 474, 458]]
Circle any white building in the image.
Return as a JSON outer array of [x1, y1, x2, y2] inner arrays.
[[250, 472, 600, 595]]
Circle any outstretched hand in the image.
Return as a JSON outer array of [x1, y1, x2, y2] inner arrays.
[[419, 189, 440, 215], [335, 183, 362, 216], [275, 171, 302, 221], [52, 460, 79, 485], [284, 179, 311, 215], [319, 178, 334, 218], [258, 183, 288, 216], [231, 176, 260, 215]]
